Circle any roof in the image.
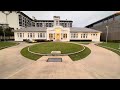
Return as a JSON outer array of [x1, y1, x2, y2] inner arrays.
[[14, 27, 101, 33], [14, 27, 47, 32], [85, 12, 120, 27], [34, 20, 73, 22], [70, 27, 102, 33]]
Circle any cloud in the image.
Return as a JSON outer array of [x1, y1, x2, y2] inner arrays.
[[22, 11, 116, 27]]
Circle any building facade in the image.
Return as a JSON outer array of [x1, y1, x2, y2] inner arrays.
[[0, 11, 73, 30], [14, 16, 102, 42], [86, 12, 120, 41]]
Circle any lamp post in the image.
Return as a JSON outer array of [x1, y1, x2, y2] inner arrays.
[[2, 11, 11, 24], [0, 24, 8, 41], [2, 11, 11, 41], [106, 26, 109, 43]]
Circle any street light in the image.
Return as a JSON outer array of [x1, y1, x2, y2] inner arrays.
[[2, 11, 11, 24], [0, 24, 9, 41], [106, 25, 109, 43], [1, 11, 11, 41]]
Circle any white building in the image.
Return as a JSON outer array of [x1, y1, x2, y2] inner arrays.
[[14, 16, 102, 42], [14, 26, 101, 42]]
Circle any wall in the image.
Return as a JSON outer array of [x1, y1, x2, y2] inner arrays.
[[70, 32, 101, 42], [14, 32, 47, 41], [89, 15, 120, 41]]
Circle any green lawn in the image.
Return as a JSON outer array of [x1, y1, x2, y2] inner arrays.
[[97, 42, 120, 55], [69, 46, 91, 61], [21, 46, 41, 60], [21, 42, 91, 61], [29, 42, 83, 54], [0, 41, 17, 50]]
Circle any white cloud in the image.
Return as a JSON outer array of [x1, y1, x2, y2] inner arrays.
[[22, 11, 116, 27]]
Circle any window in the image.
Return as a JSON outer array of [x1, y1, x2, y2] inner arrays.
[[33, 33, 35, 38], [83, 34, 85, 38], [64, 23, 67, 27], [43, 33, 45, 38], [32, 22, 35, 27], [46, 23, 49, 27], [63, 34, 67, 38], [49, 34, 53, 39], [17, 33, 19, 37], [20, 33, 22, 37], [40, 23, 42, 27], [56, 21, 59, 25], [37, 23, 39, 27], [71, 33, 78, 38], [49, 23, 52, 27], [81, 34, 82, 38], [70, 23, 72, 27], [27, 33, 29, 37], [30, 33, 32, 38], [40, 33, 42, 37], [23, 33, 24, 37], [81, 33, 88, 38], [86, 34, 88, 38], [38, 33, 45, 38]]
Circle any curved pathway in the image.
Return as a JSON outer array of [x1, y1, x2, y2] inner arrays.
[[0, 42, 120, 79]]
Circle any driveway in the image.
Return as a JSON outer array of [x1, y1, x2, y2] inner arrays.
[[0, 43, 120, 79], [0, 42, 34, 79]]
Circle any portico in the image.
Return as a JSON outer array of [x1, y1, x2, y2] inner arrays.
[[46, 26, 70, 42]]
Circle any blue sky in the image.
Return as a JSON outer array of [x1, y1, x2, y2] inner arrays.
[[22, 11, 116, 27]]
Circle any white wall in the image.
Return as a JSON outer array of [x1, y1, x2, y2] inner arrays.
[[14, 32, 47, 41], [70, 32, 101, 42]]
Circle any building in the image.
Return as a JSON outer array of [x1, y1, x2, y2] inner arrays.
[[0, 11, 73, 30], [14, 16, 102, 42], [86, 12, 120, 41]]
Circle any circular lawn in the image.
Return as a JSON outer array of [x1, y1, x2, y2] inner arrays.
[[29, 42, 84, 54]]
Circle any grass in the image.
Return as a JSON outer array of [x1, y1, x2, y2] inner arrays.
[[29, 42, 84, 54], [21, 46, 41, 60], [0, 41, 17, 50], [97, 42, 120, 56], [21, 42, 91, 61], [69, 46, 91, 61]]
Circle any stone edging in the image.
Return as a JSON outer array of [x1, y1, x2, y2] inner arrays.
[[95, 44, 120, 53], [0, 42, 19, 50], [27, 42, 86, 56]]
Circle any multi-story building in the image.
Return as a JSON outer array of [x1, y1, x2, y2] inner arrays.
[[0, 11, 73, 30], [86, 12, 120, 41]]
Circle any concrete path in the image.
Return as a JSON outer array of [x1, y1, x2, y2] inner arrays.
[[0, 42, 120, 79], [0, 42, 34, 79]]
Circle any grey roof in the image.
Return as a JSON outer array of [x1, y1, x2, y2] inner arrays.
[[70, 27, 102, 33], [14, 27, 47, 32], [14, 27, 102, 33]]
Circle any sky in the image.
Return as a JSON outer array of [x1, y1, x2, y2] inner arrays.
[[22, 11, 116, 27]]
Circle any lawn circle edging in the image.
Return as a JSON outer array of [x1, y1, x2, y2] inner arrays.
[[27, 42, 86, 56]]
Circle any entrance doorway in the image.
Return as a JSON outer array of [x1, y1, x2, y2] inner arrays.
[[56, 33, 60, 41]]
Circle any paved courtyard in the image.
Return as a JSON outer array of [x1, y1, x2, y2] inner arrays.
[[0, 42, 120, 79]]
